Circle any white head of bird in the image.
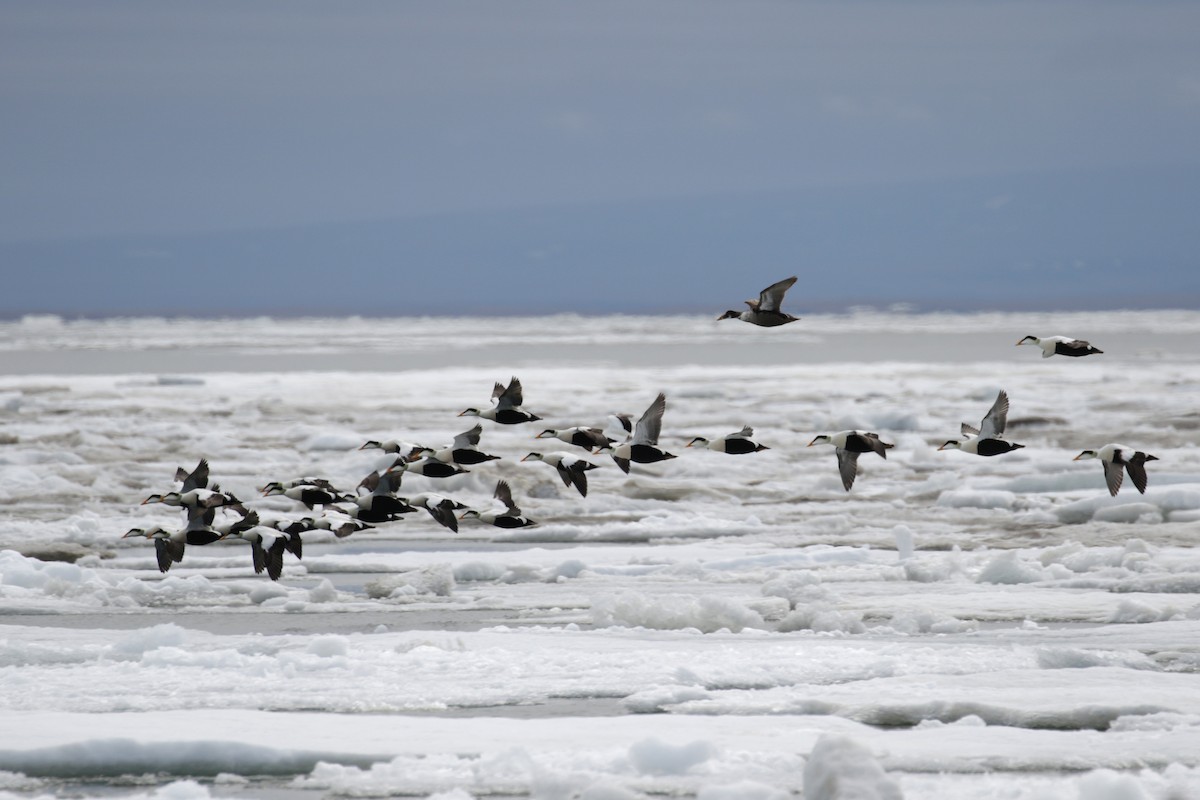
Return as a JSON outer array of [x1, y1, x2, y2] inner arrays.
[[686, 437, 709, 448], [1073, 449, 1099, 461]]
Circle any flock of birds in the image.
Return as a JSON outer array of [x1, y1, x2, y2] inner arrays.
[[122, 276, 1158, 581]]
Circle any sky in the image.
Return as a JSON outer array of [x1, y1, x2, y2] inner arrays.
[[2, 1, 1199, 316]]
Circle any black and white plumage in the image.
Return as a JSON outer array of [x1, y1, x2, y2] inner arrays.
[[122, 526, 187, 573], [938, 390, 1026, 457], [521, 451, 599, 497], [220, 514, 290, 581], [406, 493, 469, 532], [717, 276, 800, 327], [600, 392, 676, 474], [261, 481, 350, 510], [461, 480, 537, 529], [387, 455, 469, 479], [141, 487, 246, 517], [807, 430, 894, 491], [359, 440, 425, 459], [301, 514, 375, 539], [536, 426, 615, 453], [422, 423, 502, 466], [350, 470, 419, 522], [1016, 335, 1104, 358], [125, 510, 260, 574], [459, 376, 542, 425], [1074, 444, 1159, 496], [687, 426, 769, 455]]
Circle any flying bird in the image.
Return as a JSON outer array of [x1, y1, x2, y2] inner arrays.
[[536, 426, 615, 453], [421, 423, 502, 465], [938, 390, 1025, 457], [459, 376, 542, 424], [1016, 335, 1103, 358], [807, 430, 894, 491], [461, 480, 537, 529], [717, 276, 800, 327], [599, 392, 676, 474], [521, 451, 599, 497], [687, 426, 769, 455], [1074, 444, 1159, 496]]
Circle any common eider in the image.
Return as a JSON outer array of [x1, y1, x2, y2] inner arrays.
[[938, 390, 1025, 457], [1016, 335, 1103, 358], [461, 479, 537, 529], [687, 426, 769, 454], [459, 376, 542, 425], [422, 423, 501, 465], [599, 392, 676, 474], [1074, 444, 1159, 496], [536, 426, 615, 452], [520, 451, 599, 497], [807, 430, 894, 491], [717, 276, 800, 327]]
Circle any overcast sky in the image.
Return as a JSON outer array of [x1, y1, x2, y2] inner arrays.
[[2, 1, 1198, 314]]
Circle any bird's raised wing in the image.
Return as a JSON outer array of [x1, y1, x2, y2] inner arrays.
[[632, 393, 667, 446], [453, 423, 484, 450], [757, 276, 798, 313], [493, 377, 524, 410], [979, 390, 1010, 439], [177, 459, 210, 494], [494, 480, 519, 514]]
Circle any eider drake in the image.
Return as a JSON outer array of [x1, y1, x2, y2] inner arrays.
[[459, 376, 542, 425], [386, 455, 469, 479], [422, 423, 502, 465], [688, 426, 769, 455], [351, 470, 418, 521], [461, 479, 537, 529], [1074, 444, 1159, 496], [807, 430, 894, 491], [599, 392, 676, 474], [219, 514, 290, 580], [359, 439, 425, 458], [142, 487, 246, 515], [1016, 335, 1103, 358], [521, 451, 599, 497], [405, 493, 469, 532], [536, 426, 615, 453], [261, 481, 350, 510], [301, 513, 374, 539], [122, 526, 187, 573], [717, 276, 800, 327], [938, 390, 1026, 457]]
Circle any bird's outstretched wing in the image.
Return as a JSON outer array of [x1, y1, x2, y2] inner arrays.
[[836, 448, 860, 491], [177, 459, 210, 494], [453, 423, 484, 449], [979, 391, 1010, 439], [961, 422, 981, 437], [1103, 460, 1125, 496], [754, 276, 798, 313], [494, 480, 519, 514], [1125, 455, 1152, 494], [493, 377, 524, 410], [632, 392, 667, 446], [731, 426, 754, 439]]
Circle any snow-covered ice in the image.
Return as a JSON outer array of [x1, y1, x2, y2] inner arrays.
[[2, 312, 1200, 799]]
